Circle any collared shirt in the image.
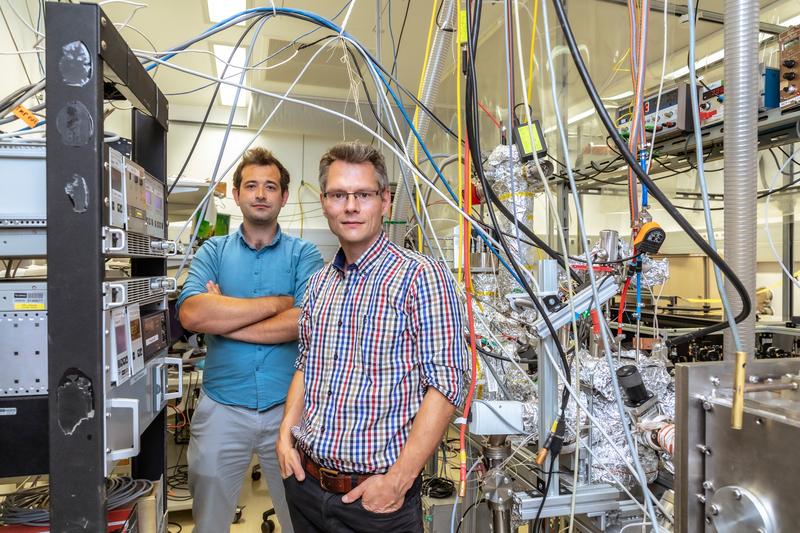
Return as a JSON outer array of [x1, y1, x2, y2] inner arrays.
[[295, 232, 469, 473], [177, 225, 323, 411]]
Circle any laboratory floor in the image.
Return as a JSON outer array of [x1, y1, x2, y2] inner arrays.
[[167, 455, 283, 533]]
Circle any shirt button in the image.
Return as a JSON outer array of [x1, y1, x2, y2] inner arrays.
[[333, 354, 339, 360], [327, 390, 332, 396], [338, 320, 343, 326]]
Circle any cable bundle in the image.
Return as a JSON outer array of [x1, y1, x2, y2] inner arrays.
[[0, 477, 153, 527]]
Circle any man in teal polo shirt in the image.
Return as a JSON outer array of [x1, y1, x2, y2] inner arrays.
[[177, 147, 323, 533]]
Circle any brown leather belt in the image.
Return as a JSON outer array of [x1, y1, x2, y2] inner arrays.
[[298, 447, 374, 494]]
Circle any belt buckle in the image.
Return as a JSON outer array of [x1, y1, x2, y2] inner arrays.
[[318, 466, 340, 492]]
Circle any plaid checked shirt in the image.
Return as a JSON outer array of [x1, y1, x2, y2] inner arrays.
[[294, 232, 469, 474]]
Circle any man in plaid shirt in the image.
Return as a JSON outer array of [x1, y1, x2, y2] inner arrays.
[[277, 142, 469, 532]]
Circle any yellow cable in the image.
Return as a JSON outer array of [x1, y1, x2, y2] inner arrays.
[[526, 0, 540, 104], [413, 0, 439, 253], [456, 0, 464, 283]]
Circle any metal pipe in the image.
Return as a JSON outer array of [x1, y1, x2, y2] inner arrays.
[[722, 0, 759, 361], [387, 0, 456, 244]]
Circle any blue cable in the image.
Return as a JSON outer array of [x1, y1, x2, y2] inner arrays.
[[144, 6, 523, 284]]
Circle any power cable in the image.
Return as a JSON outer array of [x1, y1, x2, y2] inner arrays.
[[549, 0, 751, 348]]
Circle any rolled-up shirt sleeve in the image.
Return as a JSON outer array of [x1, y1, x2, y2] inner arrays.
[[410, 260, 470, 407], [175, 238, 220, 315], [295, 272, 319, 372], [293, 242, 324, 307]]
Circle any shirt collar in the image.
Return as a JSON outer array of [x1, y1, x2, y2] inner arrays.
[[332, 232, 389, 275], [236, 223, 283, 251]]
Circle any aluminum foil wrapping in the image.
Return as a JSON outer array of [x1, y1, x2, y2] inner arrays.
[[619, 239, 670, 288], [521, 400, 539, 437], [485, 144, 538, 266], [589, 439, 660, 487], [579, 351, 672, 403], [570, 352, 672, 488], [640, 257, 670, 288]]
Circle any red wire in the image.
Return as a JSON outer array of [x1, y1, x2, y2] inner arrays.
[[617, 276, 633, 337], [477, 101, 502, 130], [459, 140, 478, 496]]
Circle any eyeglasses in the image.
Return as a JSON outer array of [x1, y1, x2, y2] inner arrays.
[[322, 190, 382, 205]]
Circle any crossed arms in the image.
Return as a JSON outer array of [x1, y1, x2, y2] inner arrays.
[[179, 281, 300, 344]]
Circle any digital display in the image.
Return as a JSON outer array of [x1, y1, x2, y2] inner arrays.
[[115, 322, 127, 354]]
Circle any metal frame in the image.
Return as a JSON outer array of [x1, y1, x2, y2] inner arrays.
[[675, 358, 800, 532], [45, 3, 168, 530]]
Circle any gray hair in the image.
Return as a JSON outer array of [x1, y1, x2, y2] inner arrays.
[[318, 141, 389, 192]]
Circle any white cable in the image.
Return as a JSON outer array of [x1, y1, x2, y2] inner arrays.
[[0, 48, 44, 55], [132, 47, 300, 72], [538, 1, 662, 529], [764, 146, 800, 289], [339, 0, 358, 35], [138, 40, 536, 293], [4, 1, 45, 37]]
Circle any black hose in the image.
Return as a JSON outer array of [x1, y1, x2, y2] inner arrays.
[[483, 184, 582, 283], [465, 0, 572, 403], [549, 0, 751, 347]]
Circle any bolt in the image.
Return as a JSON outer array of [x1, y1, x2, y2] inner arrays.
[[696, 444, 712, 456], [702, 481, 714, 491], [733, 489, 742, 500], [101, 40, 107, 51], [101, 16, 107, 26], [749, 375, 760, 384], [705, 516, 712, 525], [710, 376, 720, 387], [710, 504, 720, 515], [696, 494, 707, 504], [503, 477, 510, 484], [702, 400, 713, 411]]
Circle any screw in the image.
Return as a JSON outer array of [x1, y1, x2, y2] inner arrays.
[[733, 489, 742, 500], [696, 444, 712, 456], [705, 516, 712, 524], [710, 504, 720, 515], [702, 481, 714, 491], [101, 16, 107, 26], [101, 40, 107, 51], [696, 494, 707, 504], [749, 375, 760, 384], [702, 400, 713, 411], [503, 477, 510, 484], [710, 376, 720, 387]]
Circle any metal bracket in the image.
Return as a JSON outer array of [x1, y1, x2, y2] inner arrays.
[[150, 239, 178, 256], [106, 397, 140, 461], [101, 226, 126, 253]]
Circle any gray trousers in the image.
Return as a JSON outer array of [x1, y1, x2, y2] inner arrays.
[[188, 392, 293, 533]]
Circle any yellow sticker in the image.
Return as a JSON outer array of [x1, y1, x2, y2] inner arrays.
[[14, 303, 45, 310], [11, 105, 40, 128], [458, 10, 468, 45], [516, 124, 544, 154]]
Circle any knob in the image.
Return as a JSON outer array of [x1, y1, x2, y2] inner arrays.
[[700, 102, 712, 110], [784, 59, 797, 68], [784, 72, 797, 81], [784, 85, 798, 94]]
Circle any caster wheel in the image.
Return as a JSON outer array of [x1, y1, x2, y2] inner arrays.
[[261, 519, 276, 533], [251, 470, 261, 481]]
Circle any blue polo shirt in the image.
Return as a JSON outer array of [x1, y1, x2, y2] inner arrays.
[[176, 225, 323, 411]]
